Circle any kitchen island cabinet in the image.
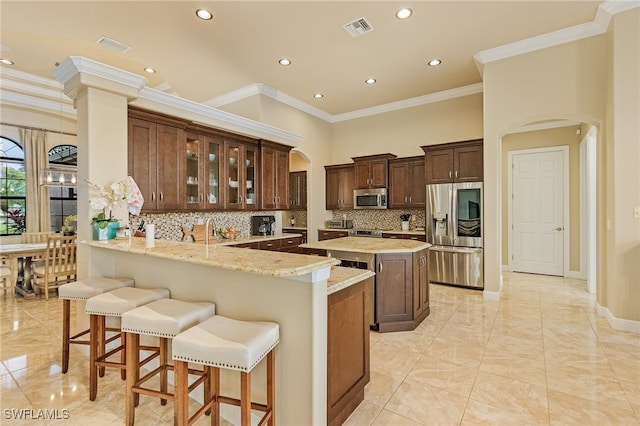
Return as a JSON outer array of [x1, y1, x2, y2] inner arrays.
[[300, 237, 431, 332], [84, 238, 341, 425]]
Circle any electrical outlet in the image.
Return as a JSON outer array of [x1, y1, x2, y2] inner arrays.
[[635, 207, 640, 219]]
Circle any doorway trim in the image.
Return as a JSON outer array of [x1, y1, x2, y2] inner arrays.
[[507, 146, 570, 276]]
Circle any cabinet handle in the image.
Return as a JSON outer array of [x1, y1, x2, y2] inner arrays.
[[151, 192, 156, 201], [409, 196, 412, 203], [455, 171, 459, 178], [378, 262, 383, 273], [160, 192, 164, 201], [449, 171, 452, 179]]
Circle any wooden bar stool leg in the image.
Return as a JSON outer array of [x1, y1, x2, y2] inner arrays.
[[89, 314, 99, 401], [241, 372, 251, 426], [125, 332, 140, 426], [267, 350, 275, 426], [212, 367, 220, 426], [174, 360, 189, 426], [98, 315, 106, 378], [120, 331, 126, 380], [160, 337, 168, 406], [62, 299, 70, 374]]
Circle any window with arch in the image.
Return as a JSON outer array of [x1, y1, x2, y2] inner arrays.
[[0, 136, 26, 235], [48, 144, 77, 232]]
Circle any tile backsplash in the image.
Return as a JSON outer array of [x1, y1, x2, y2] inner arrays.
[[331, 209, 425, 230]]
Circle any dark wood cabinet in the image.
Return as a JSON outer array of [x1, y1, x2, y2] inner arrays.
[[128, 110, 187, 212], [422, 139, 483, 183], [382, 232, 427, 242], [183, 129, 223, 210], [260, 141, 291, 210], [325, 164, 354, 210], [289, 171, 307, 210], [318, 230, 349, 241], [375, 249, 429, 332], [388, 156, 426, 209], [352, 154, 396, 189], [224, 139, 258, 210], [283, 228, 307, 244]]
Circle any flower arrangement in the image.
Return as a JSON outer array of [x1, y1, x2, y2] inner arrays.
[[63, 214, 77, 228], [400, 212, 411, 222], [87, 179, 130, 229]]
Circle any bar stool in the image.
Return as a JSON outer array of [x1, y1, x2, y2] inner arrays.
[[58, 277, 135, 374], [121, 298, 215, 426], [172, 315, 280, 426], [85, 287, 170, 401]]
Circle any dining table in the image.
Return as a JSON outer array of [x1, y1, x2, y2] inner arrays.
[[0, 242, 48, 299]]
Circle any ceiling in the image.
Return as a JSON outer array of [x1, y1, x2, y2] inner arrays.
[[0, 1, 609, 119]]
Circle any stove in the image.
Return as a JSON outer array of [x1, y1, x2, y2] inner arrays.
[[348, 229, 384, 238]]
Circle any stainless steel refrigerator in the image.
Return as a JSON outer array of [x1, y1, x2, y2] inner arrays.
[[426, 182, 484, 289]]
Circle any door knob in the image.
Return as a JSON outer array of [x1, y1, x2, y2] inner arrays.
[[554, 227, 563, 231]]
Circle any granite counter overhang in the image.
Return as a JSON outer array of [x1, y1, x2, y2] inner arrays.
[[85, 237, 337, 279], [300, 236, 431, 254]]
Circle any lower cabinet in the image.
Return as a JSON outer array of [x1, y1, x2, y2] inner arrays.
[[375, 248, 429, 332], [327, 277, 371, 426], [318, 230, 349, 241], [382, 232, 427, 242], [230, 235, 302, 252]]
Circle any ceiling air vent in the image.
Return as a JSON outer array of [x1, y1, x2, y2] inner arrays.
[[343, 17, 374, 38], [96, 36, 130, 53]]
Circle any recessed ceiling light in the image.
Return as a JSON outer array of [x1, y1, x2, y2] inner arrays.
[[428, 59, 442, 67], [0, 58, 14, 65], [195, 9, 213, 20], [144, 67, 156, 74], [396, 8, 413, 19], [365, 78, 376, 85], [278, 58, 291, 66], [313, 93, 324, 99]]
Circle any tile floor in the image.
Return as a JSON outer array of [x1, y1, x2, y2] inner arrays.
[[1, 272, 638, 425]]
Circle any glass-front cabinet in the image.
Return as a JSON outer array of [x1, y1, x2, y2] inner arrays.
[[184, 132, 222, 210], [224, 139, 258, 210]]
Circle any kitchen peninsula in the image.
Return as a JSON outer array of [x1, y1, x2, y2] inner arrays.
[[84, 237, 372, 425], [300, 237, 431, 332]]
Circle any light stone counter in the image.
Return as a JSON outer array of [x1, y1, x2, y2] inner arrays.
[[301, 236, 430, 254], [86, 236, 337, 278], [327, 266, 375, 295]]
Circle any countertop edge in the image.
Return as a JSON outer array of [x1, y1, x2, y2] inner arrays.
[[326, 266, 375, 295]]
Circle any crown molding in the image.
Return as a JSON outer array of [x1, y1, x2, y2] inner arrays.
[[53, 56, 147, 92], [0, 89, 76, 118], [473, 1, 639, 73]]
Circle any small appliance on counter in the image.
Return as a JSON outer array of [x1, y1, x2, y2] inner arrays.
[[251, 215, 275, 236], [325, 219, 353, 229]]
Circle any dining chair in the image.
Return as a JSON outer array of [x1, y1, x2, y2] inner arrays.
[[32, 235, 77, 300], [21, 231, 54, 243]]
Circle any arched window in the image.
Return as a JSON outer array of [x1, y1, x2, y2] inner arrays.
[[0, 136, 26, 235], [48, 144, 77, 232]]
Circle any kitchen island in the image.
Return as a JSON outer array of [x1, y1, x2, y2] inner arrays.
[[83, 237, 371, 425], [300, 237, 431, 332]]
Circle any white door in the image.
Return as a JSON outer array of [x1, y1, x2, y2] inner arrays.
[[511, 149, 565, 275]]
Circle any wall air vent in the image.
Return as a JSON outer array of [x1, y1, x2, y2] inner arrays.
[[343, 17, 374, 38], [96, 36, 130, 53]]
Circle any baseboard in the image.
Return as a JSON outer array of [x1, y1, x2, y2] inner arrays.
[[565, 270, 586, 279], [483, 290, 501, 301], [596, 302, 640, 334]]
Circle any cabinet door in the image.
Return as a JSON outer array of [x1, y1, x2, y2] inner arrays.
[[407, 159, 426, 207], [128, 118, 157, 211], [326, 166, 353, 210], [156, 124, 182, 211], [261, 147, 278, 209], [275, 149, 290, 209], [339, 168, 355, 209], [425, 148, 454, 184], [318, 230, 348, 241], [203, 136, 222, 209], [370, 159, 389, 188], [454, 145, 483, 182], [388, 162, 409, 209], [325, 168, 341, 210], [354, 162, 371, 189], [289, 171, 307, 210], [225, 141, 244, 209], [245, 145, 258, 209], [184, 133, 202, 209], [413, 250, 429, 317], [376, 253, 413, 324]]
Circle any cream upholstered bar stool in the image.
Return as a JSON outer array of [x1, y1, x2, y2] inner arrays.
[[121, 298, 215, 425], [84, 287, 171, 401], [172, 315, 280, 426], [58, 277, 135, 374]]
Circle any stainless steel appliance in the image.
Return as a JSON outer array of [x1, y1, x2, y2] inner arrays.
[[426, 182, 484, 289], [325, 219, 353, 229], [354, 188, 387, 210], [348, 229, 383, 238], [251, 215, 275, 236], [326, 249, 377, 326]]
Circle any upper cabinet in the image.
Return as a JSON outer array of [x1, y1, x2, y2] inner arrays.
[[183, 127, 223, 210], [128, 109, 188, 212], [325, 164, 355, 210], [422, 139, 483, 183], [388, 156, 426, 209], [289, 171, 307, 210], [260, 141, 291, 210], [352, 154, 397, 189], [224, 138, 258, 210]]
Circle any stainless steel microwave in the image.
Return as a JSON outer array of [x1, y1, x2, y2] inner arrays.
[[354, 188, 387, 209]]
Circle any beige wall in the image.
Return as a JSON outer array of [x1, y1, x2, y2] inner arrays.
[[330, 93, 484, 163], [501, 125, 583, 272]]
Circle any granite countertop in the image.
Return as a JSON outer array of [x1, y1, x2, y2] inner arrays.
[[300, 237, 430, 254], [85, 237, 338, 278], [326, 266, 375, 295], [214, 233, 303, 245]]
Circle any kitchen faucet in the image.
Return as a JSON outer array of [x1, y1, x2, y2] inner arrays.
[[205, 217, 216, 246]]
